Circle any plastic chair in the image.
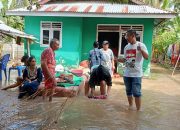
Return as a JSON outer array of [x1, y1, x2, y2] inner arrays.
[[8, 65, 26, 81], [0, 54, 10, 80]]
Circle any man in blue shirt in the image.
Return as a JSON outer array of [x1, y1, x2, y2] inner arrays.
[[88, 41, 112, 98], [89, 41, 104, 70]]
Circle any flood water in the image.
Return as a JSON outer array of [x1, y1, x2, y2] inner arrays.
[[1, 64, 180, 130]]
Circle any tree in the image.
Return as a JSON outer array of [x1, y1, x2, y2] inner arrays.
[[152, 0, 180, 64]]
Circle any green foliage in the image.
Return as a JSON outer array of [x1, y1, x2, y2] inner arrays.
[[161, 0, 169, 9], [152, 0, 180, 63], [153, 31, 177, 54], [0, 0, 35, 43]]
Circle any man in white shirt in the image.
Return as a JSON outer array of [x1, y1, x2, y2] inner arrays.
[[118, 30, 148, 111]]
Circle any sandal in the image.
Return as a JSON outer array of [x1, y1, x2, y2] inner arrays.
[[93, 95, 107, 99]]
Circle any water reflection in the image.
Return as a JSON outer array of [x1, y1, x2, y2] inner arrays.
[[1, 65, 180, 130]]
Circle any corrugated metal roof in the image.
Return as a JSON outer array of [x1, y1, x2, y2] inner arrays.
[[0, 20, 36, 40], [38, 0, 51, 5], [9, 2, 172, 14]]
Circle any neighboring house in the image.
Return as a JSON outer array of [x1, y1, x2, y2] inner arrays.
[[7, 0, 176, 76]]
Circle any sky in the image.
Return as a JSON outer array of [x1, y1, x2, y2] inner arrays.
[[0, 1, 3, 10]]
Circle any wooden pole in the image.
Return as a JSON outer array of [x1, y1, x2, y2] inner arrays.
[[172, 53, 180, 76], [27, 39, 30, 57]]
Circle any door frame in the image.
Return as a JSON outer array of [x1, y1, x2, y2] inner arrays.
[[96, 24, 144, 57]]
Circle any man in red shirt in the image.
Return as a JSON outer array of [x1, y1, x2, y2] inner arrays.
[[41, 38, 59, 101]]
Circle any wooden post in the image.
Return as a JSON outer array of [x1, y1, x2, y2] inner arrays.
[[27, 39, 30, 57], [12, 40, 15, 59]]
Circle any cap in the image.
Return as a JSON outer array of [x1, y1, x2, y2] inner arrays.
[[102, 40, 109, 45]]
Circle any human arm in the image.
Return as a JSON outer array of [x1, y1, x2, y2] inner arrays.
[[23, 68, 31, 82], [111, 50, 115, 70], [117, 58, 126, 63], [137, 43, 149, 60], [41, 58, 56, 86], [88, 51, 92, 68], [36, 68, 43, 83]]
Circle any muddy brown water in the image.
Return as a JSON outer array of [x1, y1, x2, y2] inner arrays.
[[0, 64, 180, 130]]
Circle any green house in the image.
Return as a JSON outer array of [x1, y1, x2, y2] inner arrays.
[[7, 0, 175, 76]]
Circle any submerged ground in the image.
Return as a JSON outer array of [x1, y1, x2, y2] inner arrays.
[[0, 63, 180, 130]]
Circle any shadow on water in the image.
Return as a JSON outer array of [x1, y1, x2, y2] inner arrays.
[[0, 86, 180, 130]]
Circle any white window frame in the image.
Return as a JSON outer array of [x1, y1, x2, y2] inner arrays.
[[96, 24, 144, 56], [40, 21, 62, 47]]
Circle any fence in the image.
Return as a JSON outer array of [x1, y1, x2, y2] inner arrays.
[[1, 43, 24, 60]]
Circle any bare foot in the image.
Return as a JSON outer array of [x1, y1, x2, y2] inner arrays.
[[128, 105, 134, 110], [49, 96, 52, 102], [1, 88, 7, 90]]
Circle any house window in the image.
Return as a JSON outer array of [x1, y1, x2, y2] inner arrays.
[[41, 22, 62, 47]]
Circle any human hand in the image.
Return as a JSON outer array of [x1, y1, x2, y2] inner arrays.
[[137, 45, 142, 51], [112, 66, 115, 71], [28, 79, 31, 83], [52, 78, 57, 87]]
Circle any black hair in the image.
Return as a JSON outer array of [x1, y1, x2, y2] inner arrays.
[[21, 55, 29, 63], [126, 30, 137, 37], [93, 41, 99, 48], [28, 56, 36, 66]]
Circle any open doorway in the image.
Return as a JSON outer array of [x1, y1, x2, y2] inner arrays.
[[120, 32, 128, 54], [119, 31, 142, 55], [98, 32, 119, 57]]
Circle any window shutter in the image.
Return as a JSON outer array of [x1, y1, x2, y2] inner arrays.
[[120, 26, 131, 31], [121, 26, 143, 31], [98, 25, 119, 31], [42, 22, 51, 28], [52, 22, 61, 29], [132, 26, 143, 31]]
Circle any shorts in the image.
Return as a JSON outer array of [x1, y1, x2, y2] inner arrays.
[[43, 71, 55, 89], [45, 78, 55, 89], [89, 65, 112, 88], [123, 77, 142, 97]]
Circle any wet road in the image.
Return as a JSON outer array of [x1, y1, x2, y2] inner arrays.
[[0, 64, 180, 130]]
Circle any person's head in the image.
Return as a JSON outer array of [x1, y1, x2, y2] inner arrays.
[[126, 30, 136, 44], [93, 41, 99, 48], [21, 55, 29, 66], [102, 40, 110, 50], [28, 56, 36, 67], [50, 38, 60, 51]]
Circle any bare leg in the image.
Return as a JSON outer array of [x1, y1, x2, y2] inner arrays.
[[107, 86, 111, 96], [85, 81, 90, 96], [100, 81, 106, 95], [42, 88, 48, 100], [2, 83, 20, 90], [81, 74, 90, 96], [90, 88, 95, 97], [54, 87, 76, 97], [49, 88, 54, 102], [127, 96, 133, 110], [135, 97, 141, 111], [2, 77, 23, 90]]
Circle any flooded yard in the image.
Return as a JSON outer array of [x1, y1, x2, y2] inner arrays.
[[0, 63, 180, 130]]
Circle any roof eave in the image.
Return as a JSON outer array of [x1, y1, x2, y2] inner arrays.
[[6, 11, 176, 19]]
